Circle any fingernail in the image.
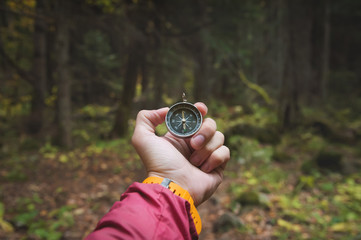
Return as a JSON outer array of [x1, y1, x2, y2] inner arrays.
[[193, 135, 205, 148]]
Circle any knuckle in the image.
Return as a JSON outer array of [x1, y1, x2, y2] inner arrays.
[[223, 146, 231, 161], [137, 110, 148, 119], [212, 150, 225, 164], [215, 131, 225, 143], [207, 118, 217, 129], [202, 118, 217, 133], [131, 131, 143, 148], [131, 133, 138, 147], [216, 146, 230, 162]]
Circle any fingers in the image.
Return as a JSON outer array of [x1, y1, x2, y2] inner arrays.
[[190, 118, 217, 150], [189, 104, 229, 173], [200, 145, 230, 173], [194, 102, 208, 117], [190, 131, 224, 166], [132, 107, 169, 146]]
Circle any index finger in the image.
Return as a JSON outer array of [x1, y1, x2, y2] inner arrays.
[[194, 102, 208, 117]]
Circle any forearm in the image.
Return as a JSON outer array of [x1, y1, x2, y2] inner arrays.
[[85, 182, 198, 240]]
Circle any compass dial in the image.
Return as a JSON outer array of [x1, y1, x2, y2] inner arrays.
[[165, 102, 202, 138]]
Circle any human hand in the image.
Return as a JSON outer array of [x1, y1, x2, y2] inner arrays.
[[131, 103, 230, 206]]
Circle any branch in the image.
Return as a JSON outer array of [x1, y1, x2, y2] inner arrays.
[[224, 58, 273, 105], [238, 71, 273, 105]]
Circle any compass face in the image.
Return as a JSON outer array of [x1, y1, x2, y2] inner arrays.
[[165, 102, 203, 138]]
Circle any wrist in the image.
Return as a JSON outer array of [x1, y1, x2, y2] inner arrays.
[[147, 172, 194, 200]]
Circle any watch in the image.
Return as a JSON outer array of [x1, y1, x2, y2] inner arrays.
[[143, 176, 202, 235]]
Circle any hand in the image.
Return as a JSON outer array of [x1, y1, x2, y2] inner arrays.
[[131, 103, 230, 206]]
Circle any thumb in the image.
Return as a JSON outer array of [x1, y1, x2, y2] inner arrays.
[[133, 107, 169, 136]]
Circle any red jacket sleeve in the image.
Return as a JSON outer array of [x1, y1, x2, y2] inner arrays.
[[85, 182, 199, 240]]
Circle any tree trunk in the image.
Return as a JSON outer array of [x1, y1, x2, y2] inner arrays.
[[27, 0, 48, 135], [279, 52, 300, 129], [112, 49, 140, 137], [321, 0, 330, 100], [193, 0, 211, 102], [276, 0, 285, 91], [309, 0, 330, 104], [55, 2, 72, 148], [278, 0, 312, 129]]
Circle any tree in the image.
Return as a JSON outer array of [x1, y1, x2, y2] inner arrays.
[[110, 1, 147, 137], [29, 0, 48, 134], [112, 43, 142, 137], [278, 0, 313, 129], [55, 0, 72, 148]]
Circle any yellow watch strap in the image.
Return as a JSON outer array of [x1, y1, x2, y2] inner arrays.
[[143, 176, 202, 235]]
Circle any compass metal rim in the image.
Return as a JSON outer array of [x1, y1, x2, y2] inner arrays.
[[165, 102, 203, 138]]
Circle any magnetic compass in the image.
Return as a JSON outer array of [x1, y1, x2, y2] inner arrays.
[[165, 93, 203, 138]]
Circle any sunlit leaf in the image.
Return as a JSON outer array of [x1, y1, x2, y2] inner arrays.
[[277, 219, 302, 232]]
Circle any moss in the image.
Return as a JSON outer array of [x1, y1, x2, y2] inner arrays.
[[237, 191, 260, 206]]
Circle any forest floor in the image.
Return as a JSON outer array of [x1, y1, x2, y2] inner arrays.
[[0, 140, 288, 240], [1, 104, 361, 239], [1, 136, 360, 240]]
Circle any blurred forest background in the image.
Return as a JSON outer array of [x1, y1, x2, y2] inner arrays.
[[1, 0, 361, 239]]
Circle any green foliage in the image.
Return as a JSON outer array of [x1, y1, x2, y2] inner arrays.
[[79, 104, 112, 119], [335, 178, 361, 216], [3, 164, 27, 181], [0, 94, 32, 118], [13, 194, 76, 240], [39, 142, 59, 159], [94, 138, 133, 155], [294, 175, 316, 192], [244, 104, 278, 127], [77, 30, 119, 73], [227, 136, 361, 239], [0, 202, 14, 233], [302, 133, 328, 153], [236, 190, 270, 208], [71, 105, 116, 146], [229, 136, 273, 164]]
